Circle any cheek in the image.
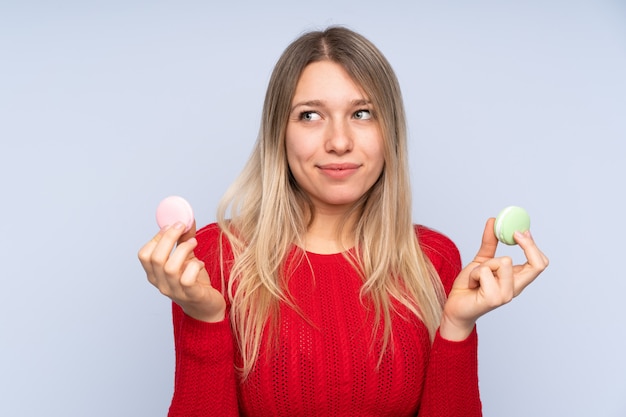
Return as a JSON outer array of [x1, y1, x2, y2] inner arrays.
[[366, 135, 386, 170], [284, 134, 298, 168], [285, 129, 315, 166], [284, 134, 306, 181]]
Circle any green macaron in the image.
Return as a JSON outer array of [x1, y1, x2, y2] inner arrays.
[[494, 206, 530, 245]]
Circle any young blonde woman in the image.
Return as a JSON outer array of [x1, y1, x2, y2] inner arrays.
[[139, 26, 548, 417]]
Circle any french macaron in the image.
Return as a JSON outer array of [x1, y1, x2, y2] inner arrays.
[[156, 195, 194, 233], [494, 206, 530, 245]]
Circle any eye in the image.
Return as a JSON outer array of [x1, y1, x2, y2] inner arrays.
[[354, 109, 372, 120], [299, 111, 321, 121]]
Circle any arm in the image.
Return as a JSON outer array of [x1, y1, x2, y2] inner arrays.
[[168, 303, 239, 417], [138, 223, 239, 416], [417, 226, 482, 416], [419, 328, 480, 416], [418, 219, 548, 416]]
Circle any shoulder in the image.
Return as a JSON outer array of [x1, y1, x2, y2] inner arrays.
[[194, 223, 235, 292], [195, 222, 223, 251], [194, 222, 234, 265], [415, 225, 462, 295]]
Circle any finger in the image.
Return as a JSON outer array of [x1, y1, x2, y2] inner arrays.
[[470, 257, 515, 308], [511, 231, 549, 290], [492, 256, 514, 303], [179, 261, 216, 307], [470, 257, 512, 284], [166, 238, 199, 273], [472, 218, 499, 264], [470, 264, 499, 303], [180, 258, 205, 288], [150, 222, 189, 264], [161, 239, 199, 291], [515, 230, 550, 271], [138, 227, 170, 272], [138, 227, 167, 257]]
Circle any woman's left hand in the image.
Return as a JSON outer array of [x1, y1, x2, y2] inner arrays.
[[440, 218, 549, 341]]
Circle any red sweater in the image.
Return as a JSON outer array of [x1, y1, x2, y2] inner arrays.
[[168, 224, 481, 416]]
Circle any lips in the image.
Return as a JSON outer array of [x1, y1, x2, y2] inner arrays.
[[317, 163, 361, 179]]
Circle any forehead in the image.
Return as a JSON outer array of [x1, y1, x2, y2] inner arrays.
[[292, 61, 368, 102]]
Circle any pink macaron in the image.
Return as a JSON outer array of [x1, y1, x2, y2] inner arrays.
[[155, 196, 194, 233]]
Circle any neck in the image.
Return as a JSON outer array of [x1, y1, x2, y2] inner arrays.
[[303, 208, 357, 254]]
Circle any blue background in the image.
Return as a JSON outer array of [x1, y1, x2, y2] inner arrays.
[[1, 1, 625, 415]]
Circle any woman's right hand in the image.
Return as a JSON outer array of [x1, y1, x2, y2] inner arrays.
[[138, 221, 226, 322]]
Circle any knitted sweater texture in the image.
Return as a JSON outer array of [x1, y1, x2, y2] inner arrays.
[[168, 223, 482, 416]]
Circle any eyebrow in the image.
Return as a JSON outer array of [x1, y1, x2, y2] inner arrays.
[[290, 99, 372, 113]]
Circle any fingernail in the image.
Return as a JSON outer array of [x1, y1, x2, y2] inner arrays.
[[173, 222, 185, 230], [514, 230, 531, 241]]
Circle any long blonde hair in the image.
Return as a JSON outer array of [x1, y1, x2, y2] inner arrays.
[[217, 26, 446, 378]]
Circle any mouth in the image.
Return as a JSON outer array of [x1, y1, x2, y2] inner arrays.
[[318, 163, 361, 171], [317, 163, 361, 179]]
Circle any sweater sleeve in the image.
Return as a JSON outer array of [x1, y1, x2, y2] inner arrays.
[[168, 304, 239, 417], [417, 226, 482, 416], [167, 224, 240, 417]]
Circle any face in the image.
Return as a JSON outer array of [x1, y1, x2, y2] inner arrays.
[[285, 61, 385, 214]]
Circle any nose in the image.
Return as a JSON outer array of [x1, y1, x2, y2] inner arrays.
[[324, 119, 353, 154]]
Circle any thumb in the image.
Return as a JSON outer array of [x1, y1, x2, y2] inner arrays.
[[177, 220, 197, 245], [472, 217, 498, 265]]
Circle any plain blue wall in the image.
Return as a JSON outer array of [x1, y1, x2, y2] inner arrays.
[[1, 1, 624, 415]]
